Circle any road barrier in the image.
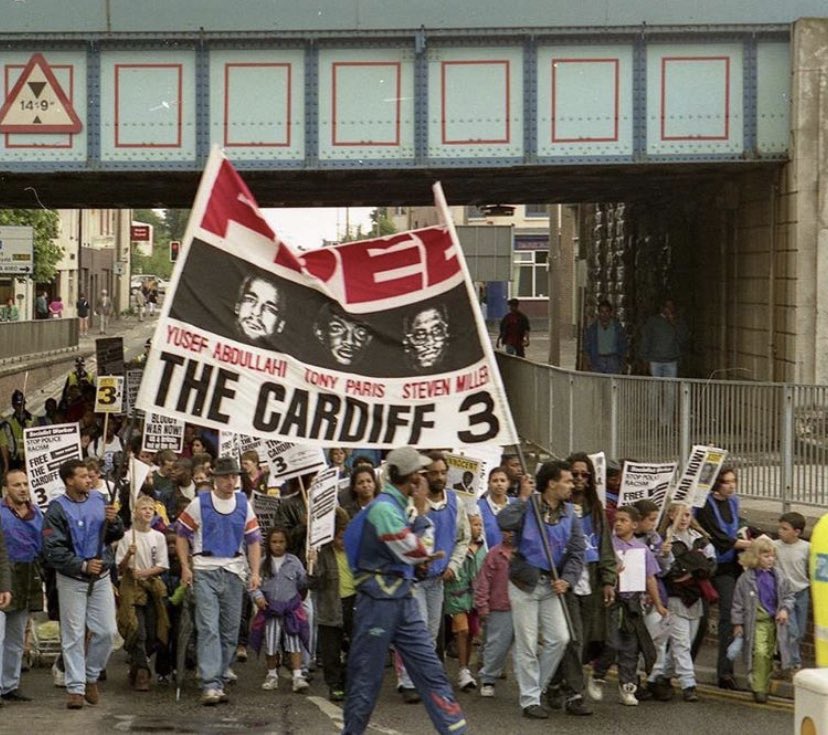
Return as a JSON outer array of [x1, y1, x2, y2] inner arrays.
[[496, 353, 828, 510], [0, 319, 79, 363]]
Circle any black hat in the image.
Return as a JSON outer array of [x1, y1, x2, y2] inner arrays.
[[212, 457, 241, 476], [11, 389, 25, 405]]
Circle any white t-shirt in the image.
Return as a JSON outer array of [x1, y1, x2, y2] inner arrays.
[[116, 527, 170, 571], [773, 538, 810, 592]]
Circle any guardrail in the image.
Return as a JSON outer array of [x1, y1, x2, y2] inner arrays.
[[495, 354, 828, 510], [0, 319, 79, 362]]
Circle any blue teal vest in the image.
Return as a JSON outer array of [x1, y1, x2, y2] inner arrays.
[[580, 512, 600, 564], [706, 494, 740, 564], [519, 501, 574, 571], [0, 503, 42, 562], [478, 496, 512, 549], [199, 492, 247, 558], [53, 492, 106, 559]]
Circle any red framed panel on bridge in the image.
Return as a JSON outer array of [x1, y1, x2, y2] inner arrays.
[[440, 60, 511, 145], [3, 63, 75, 148], [114, 63, 183, 148], [223, 62, 292, 148], [331, 61, 401, 147], [660, 56, 731, 141], [551, 58, 620, 143]]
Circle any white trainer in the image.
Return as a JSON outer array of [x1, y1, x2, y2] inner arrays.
[[480, 683, 495, 698], [458, 667, 477, 691], [586, 672, 605, 701], [51, 660, 65, 688], [261, 674, 279, 691], [619, 682, 639, 706], [292, 675, 310, 693]]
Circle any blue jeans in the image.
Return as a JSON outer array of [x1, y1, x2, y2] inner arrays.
[[343, 593, 467, 735], [1, 609, 29, 694], [57, 573, 117, 695], [398, 575, 443, 689], [193, 568, 245, 692], [508, 580, 570, 709], [479, 610, 515, 685], [789, 587, 810, 667]]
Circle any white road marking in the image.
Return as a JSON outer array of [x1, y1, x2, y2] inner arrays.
[[306, 695, 407, 735]]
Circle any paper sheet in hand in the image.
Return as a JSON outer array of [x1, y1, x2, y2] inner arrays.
[[618, 548, 647, 593]]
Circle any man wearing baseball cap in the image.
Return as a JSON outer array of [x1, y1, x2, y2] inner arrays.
[[342, 447, 467, 735], [175, 457, 262, 706]]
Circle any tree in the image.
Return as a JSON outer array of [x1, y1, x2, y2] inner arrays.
[[130, 209, 190, 279], [370, 207, 396, 237], [0, 209, 62, 282]]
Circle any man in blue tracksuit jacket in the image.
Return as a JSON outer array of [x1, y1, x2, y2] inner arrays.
[[342, 446, 467, 735]]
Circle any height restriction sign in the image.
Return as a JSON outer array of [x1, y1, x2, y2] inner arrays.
[[0, 53, 82, 134]]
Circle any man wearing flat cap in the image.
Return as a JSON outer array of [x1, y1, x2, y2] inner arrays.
[[342, 446, 467, 735], [176, 456, 262, 706]]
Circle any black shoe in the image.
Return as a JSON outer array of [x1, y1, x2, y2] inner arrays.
[[635, 682, 654, 701], [652, 676, 675, 701], [523, 704, 549, 719], [753, 691, 768, 704], [682, 686, 699, 702], [545, 685, 565, 710], [401, 688, 421, 704], [565, 695, 593, 716], [329, 689, 345, 702], [718, 676, 738, 691], [1, 690, 32, 702]]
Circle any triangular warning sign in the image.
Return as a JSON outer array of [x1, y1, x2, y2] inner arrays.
[[0, 53, 82, 134]]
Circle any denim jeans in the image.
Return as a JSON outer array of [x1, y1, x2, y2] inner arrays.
[[649, 612, 700, 689], [193, 568, 244, 692], [0, 609, 28, 694], [508, 580, 570, 709], [479, 610, 515, 685], [789, 587, 810, 667], [57, 573, 117, 695], [398, 575, 444, 689]]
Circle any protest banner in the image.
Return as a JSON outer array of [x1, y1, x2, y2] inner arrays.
[[444, 452, 483, 505], [252, 491, 281, 533], [95, 376, 124, 414], [23, 423, 82, 509], [670, 445, 729, 508], [135, 148, 518, 449], [125, 368, 145, 417], [238, 434, 265, 463], [618, 461, 677, 513], [589, 451, 607, 507], [307, 466, 339, 550], [262, 440, 327, 484], [142, 413, 185, 453], [129, 456, 151, 510], [96, 336, 124, 376]]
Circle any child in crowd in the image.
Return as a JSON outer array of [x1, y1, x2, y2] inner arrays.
[[647, 503, 716, 703], [473, 530, 515, 698], [732, 537, 795, 703], [307, 509, 355, 702], [250, 527, 310, 693], [590, 506, 667, 706], [633, 499, 673, 641], [115, 495, 170, 691], [445, 512, 487, 692], [773, 512, 810, 673]]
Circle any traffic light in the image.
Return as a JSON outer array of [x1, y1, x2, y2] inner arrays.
[[169, 240, 181, 262]]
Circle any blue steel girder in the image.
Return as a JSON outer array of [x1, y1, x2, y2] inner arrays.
[[0, 26, 791, 205]]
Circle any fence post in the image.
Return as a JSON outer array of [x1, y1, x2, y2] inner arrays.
[[679, 381, 691, 462], [610, 377, 618, 458], [781, 384, 794, 513], [548, 368, 555, 456], [568, 374, 575, 456]]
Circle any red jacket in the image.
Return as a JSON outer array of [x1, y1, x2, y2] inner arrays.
[[473, 543, 513, 616]]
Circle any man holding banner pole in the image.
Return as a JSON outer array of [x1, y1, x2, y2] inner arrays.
[[498, 460, 585, 719], [42, 459, 123, 710]]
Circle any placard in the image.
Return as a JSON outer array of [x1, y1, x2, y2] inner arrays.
[[125, 368, 145, 417], [617, 461, 677, 513], [96, 336, 124, 376], [263, 440, 327, 483], [23, 423, 82, 509], [142, 413, 185, 453], [444, 452, 483, 505], [589, 451, 607, 507], [95, 375, 124, 414], [307, 466, 339, 550], [252, 490, 281, 533]]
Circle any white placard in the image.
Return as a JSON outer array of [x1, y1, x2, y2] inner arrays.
[[142, 413, 185, 453], [308, 466, 340, 550], [617, 547, 647, 593], [589, 451, 607, 507], [23, 423, 82, 509], [263, 440, 327, 483], [618, 461, 677, 512], [95, 375, 124, 414]]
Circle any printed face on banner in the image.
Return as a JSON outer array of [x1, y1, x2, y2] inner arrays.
[[134, 150, 518, 449], [234, 275, 285, 344]]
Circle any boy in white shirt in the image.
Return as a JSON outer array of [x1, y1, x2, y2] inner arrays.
[[116, 495, 170, 691], [773, 511, 810, 671]]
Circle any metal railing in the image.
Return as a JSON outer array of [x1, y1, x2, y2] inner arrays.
[[496, 354, 828, 510], [0, 319, 79, 363]]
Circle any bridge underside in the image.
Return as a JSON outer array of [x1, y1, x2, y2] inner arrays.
[[0, 161, 782, 208]]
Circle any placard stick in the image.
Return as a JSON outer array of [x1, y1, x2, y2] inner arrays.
[[299, 475, 315, 575]]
